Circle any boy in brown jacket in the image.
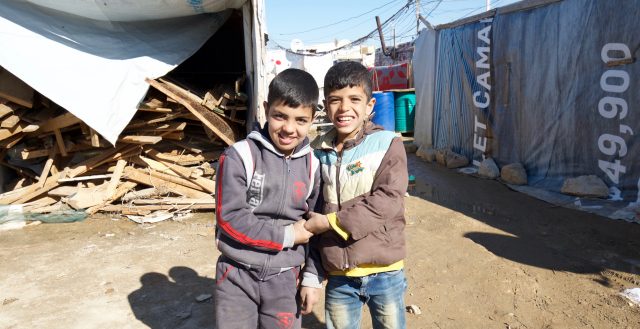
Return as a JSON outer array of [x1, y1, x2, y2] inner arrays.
[[302, 61, 408, 329]]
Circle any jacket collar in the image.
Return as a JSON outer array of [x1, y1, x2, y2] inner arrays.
[[312, 121, 383, 151]]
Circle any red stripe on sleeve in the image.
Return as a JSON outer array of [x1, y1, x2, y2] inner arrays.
[[216, 153, 283, 251]]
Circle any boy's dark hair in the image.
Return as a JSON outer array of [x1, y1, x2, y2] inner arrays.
[[268, 68, 319, 114], [323, 61, 373, 99]]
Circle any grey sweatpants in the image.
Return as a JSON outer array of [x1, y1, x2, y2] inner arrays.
[[215, 256, 301, 329]]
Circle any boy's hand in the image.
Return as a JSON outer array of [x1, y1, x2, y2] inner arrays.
[[293, 220, 313, 245], [304, 212, 331, 234], [299, 286, 321, 315]]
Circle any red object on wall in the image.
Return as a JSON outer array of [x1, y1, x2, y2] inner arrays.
[[369, 63, 409, 91]]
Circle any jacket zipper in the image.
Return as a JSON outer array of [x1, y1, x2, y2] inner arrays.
[[334, 149, 349, 270], [275, 157, 290, 218], [262, 157, 290, 277]]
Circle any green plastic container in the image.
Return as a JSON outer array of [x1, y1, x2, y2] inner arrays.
[[394, 91, 415, 132]]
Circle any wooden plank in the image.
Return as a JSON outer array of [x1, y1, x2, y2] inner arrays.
[[130, 197, 214, 205], [86, 181, 137, 215], [146, 168, 207, 192], [219, 97, 229, 109], [113, 147, 143, 162], [170, 141, 202, 154], [119, 135, 162, 144], [123, 167, 211, 199], [0, 185, 35, 204], [37, 112, 81, 132], [6, 177, 28, 190], [127, 121, 187, 132], [160, 131, 184, 141], [215, 111, 245, 125], [125, 113, 188, 129], [133, 155, 178, 176], [203, 91, 222, 110], [105, 159, 126, 200], [20, 148, 49, 160], [89, 127, 101, 147], [37, 158, 54, 188], [1, 182, 40, 204], [225, 105, 248, 111], [141, 154, 215, 193], [0, 123, 38, 141], [145, 150, 216, 193], [0, 123, 24, 141], [0, 133, 23, 149], [58, 174, 112, 183], [141, 98, 165, 108], [21, 124, 39, 133], [53, 129, 68, 156], [12, 144, 133, 204], [25, 201, 65, 214], [147, 78, 237, 146], [1, 115, 19, 128], [0, 103, 14, 119], [0, 68, 34, 108], [138, 106, 172, 113], [121, 187, 166, 202], [99, 203, 214, 213], [22, 196, 58, 210], [20, 142, 100, 160], [80, 122, 91, 136], [48, 185, 79, 197], [150, 151, 211, 166], [66, 183, 108, 209]]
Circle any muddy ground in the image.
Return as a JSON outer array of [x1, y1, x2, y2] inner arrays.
[[2, 153, 640, 329]]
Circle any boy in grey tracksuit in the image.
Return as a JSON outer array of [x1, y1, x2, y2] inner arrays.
[[214, 69, 324, 329]]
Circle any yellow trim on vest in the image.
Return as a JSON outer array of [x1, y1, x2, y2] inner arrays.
[[329, 260, 404, 277], [327, 212, 349, 240]]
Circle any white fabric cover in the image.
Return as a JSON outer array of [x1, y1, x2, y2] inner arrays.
[[0, 0, 235, 144]]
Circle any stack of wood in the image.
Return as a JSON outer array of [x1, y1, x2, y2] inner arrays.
[[0, 71, 249, 217]]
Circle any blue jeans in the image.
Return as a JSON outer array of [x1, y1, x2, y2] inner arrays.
[[325, 270, 407, 329]]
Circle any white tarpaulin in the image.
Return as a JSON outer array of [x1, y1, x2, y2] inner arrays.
[[0, 0, 238, 144], [23, 0, 245, 21]]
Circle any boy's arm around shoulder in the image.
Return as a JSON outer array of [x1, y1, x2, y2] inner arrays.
[[216, 147, 289, 251], [335, 137, 408, 241]]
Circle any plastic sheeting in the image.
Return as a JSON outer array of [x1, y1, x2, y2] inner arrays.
[[23, 0, 245, 21], [414, 0, 640, 214], [412, 28, 437, 148], [0, 0, 235, 144], [492, 0, 639, 201]]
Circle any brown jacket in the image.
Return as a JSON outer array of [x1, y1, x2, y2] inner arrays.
[[312, 122, 408, 273]]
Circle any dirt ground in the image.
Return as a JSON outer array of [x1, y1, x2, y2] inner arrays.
[[2, 153, 640, 329]]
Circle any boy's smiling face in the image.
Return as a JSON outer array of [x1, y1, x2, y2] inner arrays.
[[324, 85, 375, 144], [264, 101, 314, 156]]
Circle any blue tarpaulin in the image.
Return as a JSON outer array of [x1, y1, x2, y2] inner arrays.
[[413, 0, 640, 220]]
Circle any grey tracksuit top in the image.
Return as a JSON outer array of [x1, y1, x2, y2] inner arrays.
[[215, 126, 323, 282]]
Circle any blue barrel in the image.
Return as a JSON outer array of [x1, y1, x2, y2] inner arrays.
[[371, 91, 395, 131], [394, 91, 415, 132]]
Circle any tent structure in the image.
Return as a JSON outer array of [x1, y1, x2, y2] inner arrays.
[[0, 0, 267, 145], [412, 0, 639, 221]]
